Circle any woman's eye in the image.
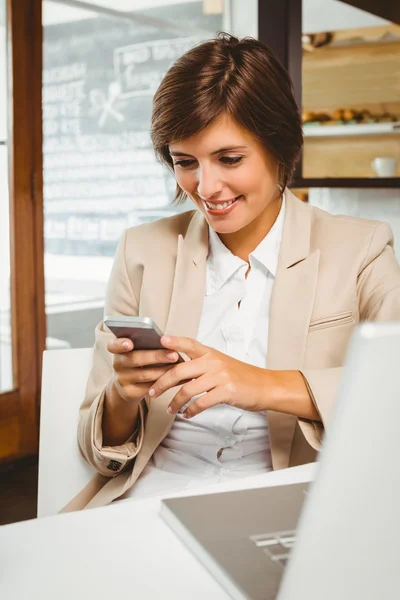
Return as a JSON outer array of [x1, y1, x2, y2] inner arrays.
[[174, 159, 195, 168], [220, 156, 243, 165]]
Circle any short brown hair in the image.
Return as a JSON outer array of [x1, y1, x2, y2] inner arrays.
[[151, 32, 303, 204]]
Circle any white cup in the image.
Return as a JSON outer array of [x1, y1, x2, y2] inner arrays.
[[371, 157, 398, 177]]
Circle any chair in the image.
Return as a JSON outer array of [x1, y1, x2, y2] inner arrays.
[[38, 348, 94, 517]]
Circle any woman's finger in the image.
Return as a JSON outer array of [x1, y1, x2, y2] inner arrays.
[[107, 338, 134, 354], [167, 374, 216, 414], [180, 387, 226, 419], [126, 349, 179, 368], [149, 359, 205, 398], [160, 335, 208, 360], [119, 365, 172, 384]]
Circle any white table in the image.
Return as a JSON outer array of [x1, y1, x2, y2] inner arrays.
[[0, 463, 315, 600]]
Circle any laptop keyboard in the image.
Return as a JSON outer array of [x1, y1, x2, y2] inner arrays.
[[249, 530, 297, 569]]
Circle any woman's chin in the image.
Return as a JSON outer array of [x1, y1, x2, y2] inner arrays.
[[208, 219, 245, 235]]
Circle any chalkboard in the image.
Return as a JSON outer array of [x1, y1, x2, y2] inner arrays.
[[43, 2, 222, 256]]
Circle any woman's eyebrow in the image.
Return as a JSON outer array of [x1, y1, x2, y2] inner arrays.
[[169, 151, 193, 157], [169, 145, 248, 157], [211, 145, 248, 155]]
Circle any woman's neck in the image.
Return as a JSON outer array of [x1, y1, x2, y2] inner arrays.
[[218, 196, 282, 262]]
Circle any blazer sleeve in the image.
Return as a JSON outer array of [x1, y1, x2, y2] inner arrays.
[[298, 222, 400, 450], [77, 230, 146, 477]]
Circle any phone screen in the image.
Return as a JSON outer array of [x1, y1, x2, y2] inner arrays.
[[105, 320, 184, 366], [108, 324, 164, 351]]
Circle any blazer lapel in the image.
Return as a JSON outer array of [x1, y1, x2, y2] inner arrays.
[[86, 211, 209, 507], [267, 190, 320, 470], [131, 211, 208, 480]]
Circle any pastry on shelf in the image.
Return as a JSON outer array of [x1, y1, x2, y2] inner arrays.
[[303, 106, 400, 127], [360, 109, 373, 121], [315, 112, 331, 122], [332, 108, 345, 121], [302, 110, 315, 123], [302, 111, 331, 125], [342, 109, 365, 122]]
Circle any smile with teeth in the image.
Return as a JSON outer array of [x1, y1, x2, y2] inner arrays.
[[205, 196, 241, 210]]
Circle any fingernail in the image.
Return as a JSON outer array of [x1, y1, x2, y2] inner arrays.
[[167, 406, 174, 414], [166, 352, 178, 361], [183, 412, 190, 419], [122, 342, 131, 350], [162, 336, 171, 344]]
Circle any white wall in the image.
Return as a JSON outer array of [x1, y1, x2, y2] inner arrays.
[[309, 188, 400, 260]]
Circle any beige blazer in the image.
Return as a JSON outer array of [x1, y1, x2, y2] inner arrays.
[[62, 189, 400, 512]]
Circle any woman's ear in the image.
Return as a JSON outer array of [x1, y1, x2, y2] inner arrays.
[[277, 162, 289, 193]]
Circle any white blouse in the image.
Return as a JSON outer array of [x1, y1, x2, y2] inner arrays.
[[120, 196, 286, 502]]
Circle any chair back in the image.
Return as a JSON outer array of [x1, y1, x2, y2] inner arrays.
[[38, 348, 94, 517]]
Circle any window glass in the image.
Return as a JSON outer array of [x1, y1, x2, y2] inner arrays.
[[43, 0, 228, 348]]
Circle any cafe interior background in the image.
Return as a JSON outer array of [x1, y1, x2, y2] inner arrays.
[[0, 0, 399, 524]]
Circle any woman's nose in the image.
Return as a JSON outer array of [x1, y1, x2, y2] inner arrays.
[[196, 166, 222, 200]]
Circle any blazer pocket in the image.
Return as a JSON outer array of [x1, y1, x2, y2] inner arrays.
[[309, 310, 355, 332]]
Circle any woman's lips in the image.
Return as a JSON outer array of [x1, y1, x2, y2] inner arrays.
[[204, 195, 243, 215]]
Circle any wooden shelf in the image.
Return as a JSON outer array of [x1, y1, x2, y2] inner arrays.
[[303, 122, 400, 138]]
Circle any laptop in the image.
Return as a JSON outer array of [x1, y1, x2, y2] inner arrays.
[[160, 321, 400, 600]]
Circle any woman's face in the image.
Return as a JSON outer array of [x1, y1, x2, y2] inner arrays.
[[169, 114, 280, 235]]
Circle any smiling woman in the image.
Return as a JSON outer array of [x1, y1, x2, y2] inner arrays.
[[168, 114, 285, 258], [151, 32, 303, 257], [151, 33, 302, 202], [65, 33, 400, 512]]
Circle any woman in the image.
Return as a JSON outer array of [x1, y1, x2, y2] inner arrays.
[[65, 33, 400, 511]]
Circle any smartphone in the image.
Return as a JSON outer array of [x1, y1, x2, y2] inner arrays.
[[104, 315, 184, 366]]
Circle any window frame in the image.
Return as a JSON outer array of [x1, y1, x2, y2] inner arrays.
[[0, 0, 45, 464]]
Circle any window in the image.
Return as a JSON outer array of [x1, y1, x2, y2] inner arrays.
[[42, 0, 230, 349]]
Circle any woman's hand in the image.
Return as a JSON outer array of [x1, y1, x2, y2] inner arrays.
[[148, 336, 271, 418], [107, 337, 180, 405], [102, 337, 183, 446]]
